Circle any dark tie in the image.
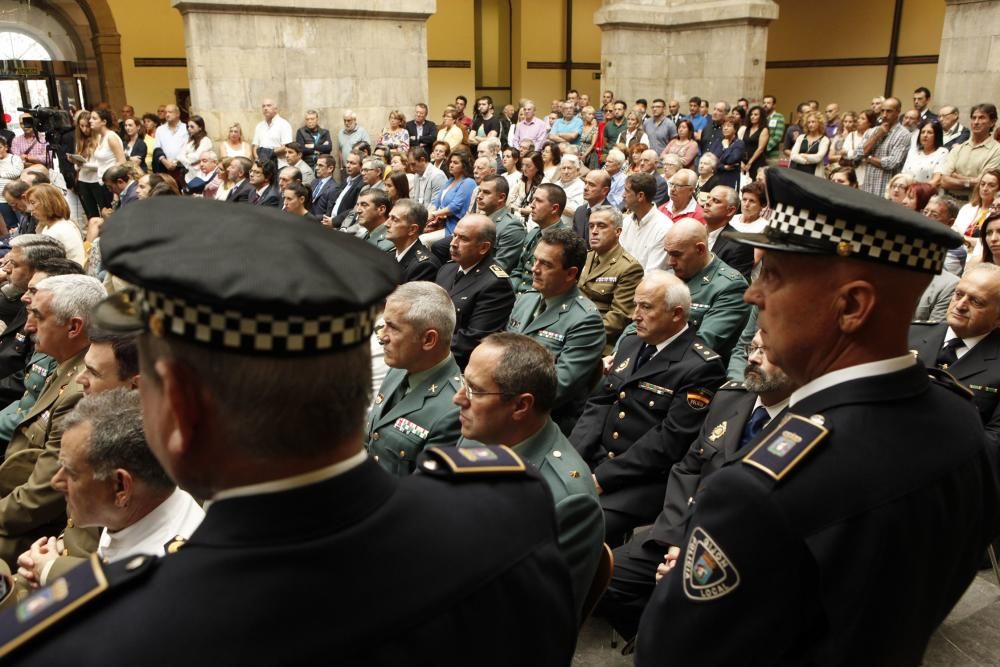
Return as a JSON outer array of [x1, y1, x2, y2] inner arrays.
[[314, 179, 325, 198], [936, 337, 964, 369], [527, 298, 546, 326], [250, 191, 260, 205], [381, 379, 409, 413], [452, 269, 466, 289], [634, 343, 656, 371], [739, 405, 770, 449]]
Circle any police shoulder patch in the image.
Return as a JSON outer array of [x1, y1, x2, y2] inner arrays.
[[489, 264, 509, 278], [927, 367, 974, 400], [686, 388, 714, 410], [419, 445, 527, 477], [683, 527, 740, 601], [742, 414, 829, 481], [691, 341, 721, 362]]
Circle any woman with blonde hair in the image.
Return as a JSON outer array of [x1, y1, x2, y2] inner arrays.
[[789, 111, 830, 176], [885, 173, 915, 205], [214, 157, 236, 201], [436, 110, 465, 150], [73, 109, 101, 219], [25, 183, 86, 265], [219, 123, 251, 159]]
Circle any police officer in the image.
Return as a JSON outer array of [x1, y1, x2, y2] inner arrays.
[[509, 183, 568, 293], [635, 168, 1000, 664], [507, 226, 605, 434], [476, 175, 526, 272], [384, 198, 439, 283], [435, 214, 515, 369], [0, 198, 578, 664], [367, 282, 462, 475], [354, 189, 394, 252], [455, 332, 603, 618], [570, 271, 726, 545]]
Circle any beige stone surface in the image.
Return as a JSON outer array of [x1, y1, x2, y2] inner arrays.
[[595, 0, 778, 105], [935, 0, 1000, 115]]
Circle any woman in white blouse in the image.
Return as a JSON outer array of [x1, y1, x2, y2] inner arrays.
[[219, 123, 251, 159], [179, 116, 213, 184], [0, 137, 23, 191], [902, 120, 949, 183], [24, 184, 86, 266], [89, 108, 126, 212]]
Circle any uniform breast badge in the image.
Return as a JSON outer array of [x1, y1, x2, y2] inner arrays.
[[708, 421, 727, 442], [614, 358, 630, 373]]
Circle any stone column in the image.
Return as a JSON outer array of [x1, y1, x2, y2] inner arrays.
[[172, 0, 435, 145], [92, 32, 126, 112], [595, 0, 778, 106], [935, 0, 1000, 115]]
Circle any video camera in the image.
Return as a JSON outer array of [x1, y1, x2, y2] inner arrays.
[[16, 105, 73, 137]]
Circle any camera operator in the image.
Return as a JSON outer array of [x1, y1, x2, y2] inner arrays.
[[11, 114, 47, 167]]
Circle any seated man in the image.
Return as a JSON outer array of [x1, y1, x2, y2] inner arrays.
[[8, 389, 204, 601], [436, 214, 515, 369], [476, 175, 526, 272], [367, 282, 461, 474], [571, 271, 726, 545], [507, 227, 605, 434], [509, 183, 568, 293], [354, 190, 395, 252], [385, 199, 439, 283], [455, 332, 603, 618], [597, 331, 793, 639]]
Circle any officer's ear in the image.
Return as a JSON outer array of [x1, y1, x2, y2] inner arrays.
[[151, 357, 210, 464], [834, 279, 877, 334], [510, 392, 535, 422]]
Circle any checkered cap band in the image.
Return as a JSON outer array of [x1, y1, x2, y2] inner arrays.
[[140, 289, 378, 354], [767, 202, 946, 273]]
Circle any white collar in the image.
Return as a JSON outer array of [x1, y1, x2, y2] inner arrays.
[[945, 326, 988, 354], [211, 450, 368, 502], [790, 355, 916, 407], [98, 488, 200, 560], [752, 396, 789, 422], [396, 240, 417, 260], [651, 324, 689, 355]]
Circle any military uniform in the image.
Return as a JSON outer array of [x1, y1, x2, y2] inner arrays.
[[460, 419, 604, 618], [508, 219, 568, 293], [436, 258, 516, 369], [0, 349, 85, 567], [488, 207, 527, 272], [570, 329, 726, 544], [357, 223, 394, 252], [507, 286, 605, 433], [577, 244, 643, 354], [0, 306, 32, 406], [909, 321, 1000, 443], [366, 355, 463, 475], [686, 254, 751, 362], [396, 240, 439, 283], [0, 353, 57, 443]]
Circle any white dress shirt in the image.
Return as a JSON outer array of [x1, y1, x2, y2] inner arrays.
[[620, 206, 671, 271]]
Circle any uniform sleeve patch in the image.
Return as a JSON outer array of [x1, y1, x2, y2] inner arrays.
[[683, 527, 740, 601], [489, 264, 509, 278], [742, 414, 829, 481], [686, 389, 714, 410]]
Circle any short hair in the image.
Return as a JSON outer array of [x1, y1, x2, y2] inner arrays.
[[359, 188, 391, 213], [481, 332, 557, 413], [662, 153, 684, 170], [10, 234, 66, 267], [699, 152, 719, 170], [24, 184, 70, 221], [644, 269, 692, 317], [539, 226, 586, 274], [231, 156, 252, 178], [689, 96, 702, 106], [537, 182, 567, 215], [483, 174, 509, 197], [362, 157, 385, 174], [971, 103, 998, 122], [87, 326, 140, 380], [285, 142, 304, 154], [415, 103, 428, 113], [763, 95, 776, 105], [253, 158, 276, 183], [279, 166, 302, 183], [456, 95, 468, 105], [408, 146, 429, 162], [34, 274, 107, 327], [635, 98, 648, 107], [606, 148, 626, 164], [626, 172, 657, 202], [927, 194, 960, 221], [200, 150, 218, 163], [304, 109, 319, 117], [914, 86, 932, 98], [469, 216, 497, 247], [717, 185, 739, 208], [589, 204, 623, 228], [673, 168, 697, 187], [103, 164, 132, 184], [386, 282, 455, 346], [741, 180, 767, 202], [63, 388, 173, 487], [21, 170, 50, 185], [3, 179, 29, 199], [32, 256, 84, 277], [393, 198, 429, 233], [316, 154, 336, 169]]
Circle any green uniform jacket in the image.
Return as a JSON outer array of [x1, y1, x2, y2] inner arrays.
[[509, 220, 568, 293], [359, 223, 395, 253], [687, 255, 751, 363], [460, 419, 604, 619], [0, 353, 58, 444], [489, 208, 527, 273], [578, 245, 644, 354], [0, 350, 86, 567], [507, 287, 605, 432], [366, 356, 462, 476]]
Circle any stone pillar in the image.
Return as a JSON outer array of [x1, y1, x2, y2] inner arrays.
[[92, 32, 126, 111], [935, 0, 1000, 115], [172, 0, 435, 145], [595, 0, 778, 106]]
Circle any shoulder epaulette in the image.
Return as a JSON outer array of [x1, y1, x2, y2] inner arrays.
[[927, 368, 975, 400], [719, 380, 748, 391], [164, 535, 187, 554], [489, 264, 509, 279], [742, 414, 829, 482], [692, 341, 721, 362], [574, 296, 599, 313], [418, 445, 527, 477]]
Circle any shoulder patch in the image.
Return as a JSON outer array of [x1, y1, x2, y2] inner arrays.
[[683, 527, 741, 601], [719, 380, 747, 391], [742, 414, 829, 481], [927, 368, 975, 400], [489, 264, 509, 278], [164, 535, 187, 554], [686, 388, 714, 410], [575, 296, 599, 313], [419, 444, 527, 477], [691, 341, 721, 362]]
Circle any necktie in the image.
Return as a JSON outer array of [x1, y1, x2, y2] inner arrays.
[[936, 337, 964, 369], [739, 405, 770, 449], [634, 343, 656, 371], [452, 269, 466, 289], [382, 378, 409, 413], [528, 298, 546, 326], [314, 179, 325, 198]]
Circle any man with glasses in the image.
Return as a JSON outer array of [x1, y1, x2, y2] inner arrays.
[[938, 106, 970, 150], [337, 110, 371, 177], [366, 282, 461, 476], [661, 168, 704, 223], [642, 99, 678, 157], [455, 331, 603, 619]]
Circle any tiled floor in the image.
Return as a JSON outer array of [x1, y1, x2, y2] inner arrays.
[[575, 570, 1000, 666]]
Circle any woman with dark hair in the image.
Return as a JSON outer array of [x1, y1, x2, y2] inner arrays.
[[87, 108, 126, 213], [515, 150, 544, 219], [716, 118, 746, 189], [978, 210, 1000, 265], [741, 105, 770, 180], [122, 117, 147, 173], [902, 181, 936, 211], [385, 171, 410, 203], [179, 115, 213, 185], [541, 142, 561, 182], [843, 109, 877, 188], [427, 152, 475, 237], [662, 119, 699, 169], [140, 113, 159, 171], [430, 140, 451, 171], [902, 120, 948, 183], [829, 166, 859, 188]]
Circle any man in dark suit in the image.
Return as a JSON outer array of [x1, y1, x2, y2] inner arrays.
[[386, 199, 439, 283], [225, 157, 253, 203], [0, 197, 579, 665], [910, 263, 1000, 444], [570, 271, 726, 545], [295, 110, 332, 169], [703, 185, 754, 280], [309, 155, 337, 218], [322, 151, 364, 228], [406, 103, 437, 154], [103, 164, 139, 208], [597, 330, 793, 639], [247, 159, 280, 208], [573, 169, 611, 240], [436, 214, 515, 369]]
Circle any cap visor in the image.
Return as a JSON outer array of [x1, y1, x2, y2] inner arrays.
[[722, 230, 829, 255], [92, 291, 146, 334]]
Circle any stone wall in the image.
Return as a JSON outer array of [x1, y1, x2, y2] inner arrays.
[[935, 0, 1000, 116]]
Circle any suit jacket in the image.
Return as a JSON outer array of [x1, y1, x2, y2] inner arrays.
[[406, 119, 438, 154], [711, 224, 754, 280], [577, 244, 643, 354], [365, 356, 462, 476], [636, 363, 998, 665], [572, 198, 610, 239], [653, 173, 670, 207], [570, 329, 726, 517], [309, 177, 336, 218], [397, 241, 439, 283], [4, 458, 578, 665], [294, 126, 333, 166], [0, 306, 32, 406], [325, 176, 364, 227], [909, 322, 1000, 442], [914, 271, 958, 323], [226, 179, 253, 203], [436, 258, 516, 369], [248, 183, 280, 208], [0, 350, 86, 567], [119, 180, 140, 206]]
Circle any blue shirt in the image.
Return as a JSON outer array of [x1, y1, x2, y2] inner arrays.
[[689, 114, 709, 134], [550, 117, 584, 145]]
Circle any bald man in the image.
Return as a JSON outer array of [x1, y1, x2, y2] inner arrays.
[[153, 104, 189, 178], [637, 149, 669, 206], [253, 98, 293, 167]]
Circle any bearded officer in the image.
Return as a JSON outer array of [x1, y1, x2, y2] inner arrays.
[[0, 198, 578, 664], [635, 167, 1000, 665]]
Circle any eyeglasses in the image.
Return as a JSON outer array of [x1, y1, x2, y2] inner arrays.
[[668, 183, 692, 189], [744, 344, 768, 357], [458, 375, 512, 400]]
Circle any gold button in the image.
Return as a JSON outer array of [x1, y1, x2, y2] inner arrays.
[[608, 451, 616, 458], [618, 411, 625, 419], [612, 432, 619, 440], [372, 432, 380, 441], [399, 450, 406, 458], [619, 392, 626, 400]]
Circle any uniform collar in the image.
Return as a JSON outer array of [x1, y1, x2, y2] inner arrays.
[[790, 354, 916, 407], [211, 450, 368, 502]]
